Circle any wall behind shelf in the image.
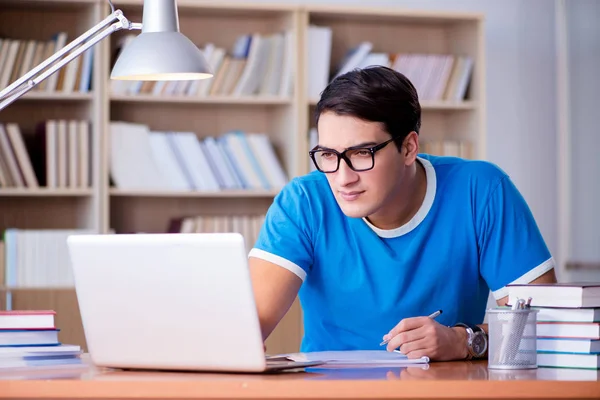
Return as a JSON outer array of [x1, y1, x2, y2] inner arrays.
[[248, 0, 560, 276]]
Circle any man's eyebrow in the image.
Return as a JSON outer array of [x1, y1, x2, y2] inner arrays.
[[348, 141, 378, 148], [317, 141, 378, 151]]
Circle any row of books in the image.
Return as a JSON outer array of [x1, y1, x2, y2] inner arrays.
[[507, 282, 600, 370], [0, 33, 93, 93], [307, 25, 473, 102], [110, 31, 294, 98], [0, 310, 82, 370], [168, 214, 265, 252], [1, 229, 96, 288], [110, 122, 288, 192], [420, 139, 474, 159], [0, 120, 92, 189]]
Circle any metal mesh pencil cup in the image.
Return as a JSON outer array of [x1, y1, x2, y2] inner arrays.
[[487, 308, 539, 370]]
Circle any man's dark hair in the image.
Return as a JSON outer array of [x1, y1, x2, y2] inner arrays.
[[315, 66, 421, 151]]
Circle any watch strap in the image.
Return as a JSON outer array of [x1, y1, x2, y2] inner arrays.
[[453, 323, 474, 360], [454, 322, 483, 333]]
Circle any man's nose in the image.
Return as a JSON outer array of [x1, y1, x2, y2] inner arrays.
[[335, 158, 359, 186]]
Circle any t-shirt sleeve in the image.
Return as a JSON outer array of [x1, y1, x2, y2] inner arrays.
[[478, 174, 555, 300], [248, 180, 314, 282]]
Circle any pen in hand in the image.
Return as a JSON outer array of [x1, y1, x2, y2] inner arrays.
[[380, 309, 443, 346]]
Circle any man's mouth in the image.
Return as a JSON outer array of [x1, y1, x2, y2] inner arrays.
[[339, 191, 364, 201]]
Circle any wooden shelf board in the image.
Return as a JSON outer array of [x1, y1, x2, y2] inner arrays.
[[1, 0, 95, 8], [21, 92, 93, 101], [110, 94, 291, 106], [309, 98, 476, 110], [0, 189, 93, 197], [420, 100, 477, 110], [307, 5, 484, 23], [109, 189, 280, 198], [114, 0, 297, 13], [0, 286, 75, 291]]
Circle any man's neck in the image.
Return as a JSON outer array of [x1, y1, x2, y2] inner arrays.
[[366, 160, 427, 231]]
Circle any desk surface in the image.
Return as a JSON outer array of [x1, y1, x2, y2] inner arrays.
[[1, 357, 599, 400]]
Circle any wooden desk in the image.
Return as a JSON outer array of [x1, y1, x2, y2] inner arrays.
[[1, 357, 599, 400]]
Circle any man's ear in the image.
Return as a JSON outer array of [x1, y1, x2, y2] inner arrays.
[[403, 131, 419, 165]]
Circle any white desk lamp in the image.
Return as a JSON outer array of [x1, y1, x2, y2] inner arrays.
[[0, 0, 213, 112]]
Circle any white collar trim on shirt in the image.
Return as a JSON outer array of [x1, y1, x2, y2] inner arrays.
[[362, 156, 437, 238]]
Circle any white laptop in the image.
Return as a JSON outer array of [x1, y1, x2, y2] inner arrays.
[[66, 232, 323, 373]]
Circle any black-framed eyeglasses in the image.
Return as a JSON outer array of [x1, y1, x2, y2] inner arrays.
[[308, 135, 401, 173]]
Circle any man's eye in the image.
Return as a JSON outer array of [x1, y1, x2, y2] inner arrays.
[[321, 152, 335, 159], [355, 150, 371, 157]]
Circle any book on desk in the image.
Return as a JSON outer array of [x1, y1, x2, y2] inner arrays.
[[507, 282, 600, 370], [0, 310, 82, 369]]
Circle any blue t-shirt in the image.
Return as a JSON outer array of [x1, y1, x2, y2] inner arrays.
[[249, 155, 554, 352]]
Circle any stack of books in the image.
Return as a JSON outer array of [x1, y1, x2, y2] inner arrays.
[[507, 282, 600, 370], [0, 310, 82, 369]]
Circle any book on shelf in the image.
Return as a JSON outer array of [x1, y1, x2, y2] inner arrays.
[[0, 310, 82, 370], [0, 120, 91, 190], [2, 228, 96, 288], [167, 213, 265, 253], [0, 33, 93, 93], [507, 282, 600, 370], [109, 121, 288, 192], [110, 30, 294, 98], [306, 25, 474, 102]]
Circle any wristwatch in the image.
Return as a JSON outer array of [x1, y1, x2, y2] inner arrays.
[[453, 323, 488, 360]]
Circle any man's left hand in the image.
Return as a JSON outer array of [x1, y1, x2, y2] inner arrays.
[[382, 317, 468, 361]]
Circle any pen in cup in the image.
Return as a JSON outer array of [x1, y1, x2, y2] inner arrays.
[[380, 309, 443, 346]]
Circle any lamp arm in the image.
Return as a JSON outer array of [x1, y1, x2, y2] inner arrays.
[[0, 9, 142, 112]]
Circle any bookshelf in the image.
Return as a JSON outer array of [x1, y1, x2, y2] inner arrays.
[[0, 0, 485, 355]]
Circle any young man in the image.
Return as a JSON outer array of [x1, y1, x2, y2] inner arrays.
[[248, 66, 556, 361]]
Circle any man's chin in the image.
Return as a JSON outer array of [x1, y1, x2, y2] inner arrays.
[[336, 199, 372, 219]]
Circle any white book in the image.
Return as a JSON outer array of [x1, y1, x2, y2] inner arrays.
[[68, 120, 79, 188], [109, 122, 168, 190], [233, 34, 270, 96], [259, 33, 285, 96], [57, 120, 68, 188], [45, 32, 67, 92], [168, 132, 220, 191], [202, 137, 239, 189], [333, 41, 373, 79], [306, 26, 332, 99], [147, 131, 192, 190], [78, 120, 90, 188], [278, 30, 294, 97], [45, 120, 58, 188], [223, 132, 265, 190], [0, 41, 20, 91], [246, 133, 287, 189], [5, 124, 38, 188], [0, 124, 25, 187]]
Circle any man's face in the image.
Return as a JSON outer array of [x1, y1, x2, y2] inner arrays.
[[316, 112, 407, 219]]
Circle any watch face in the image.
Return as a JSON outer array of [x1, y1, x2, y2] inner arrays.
[[472, 333, 488, 356]]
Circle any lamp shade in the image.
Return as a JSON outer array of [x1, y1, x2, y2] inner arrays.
[[110, 0, 212, 80]]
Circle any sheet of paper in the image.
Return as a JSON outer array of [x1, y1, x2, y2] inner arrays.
[[271, 350, 429, 367]]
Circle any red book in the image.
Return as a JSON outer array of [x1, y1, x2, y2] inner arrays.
[[0, 310, 56, 330]]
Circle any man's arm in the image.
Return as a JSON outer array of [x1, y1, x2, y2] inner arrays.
[[444, 268, 560, 359], [385, 268, 558, 360], [471, 267, 558, 336], [249, 256, 302, 341]]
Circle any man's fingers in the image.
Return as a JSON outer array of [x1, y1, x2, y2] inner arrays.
[[399, 337, 429, 356], [386, 326, 427, 352], [405, 349, 429, 360], [385, 316, 431, 341]]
